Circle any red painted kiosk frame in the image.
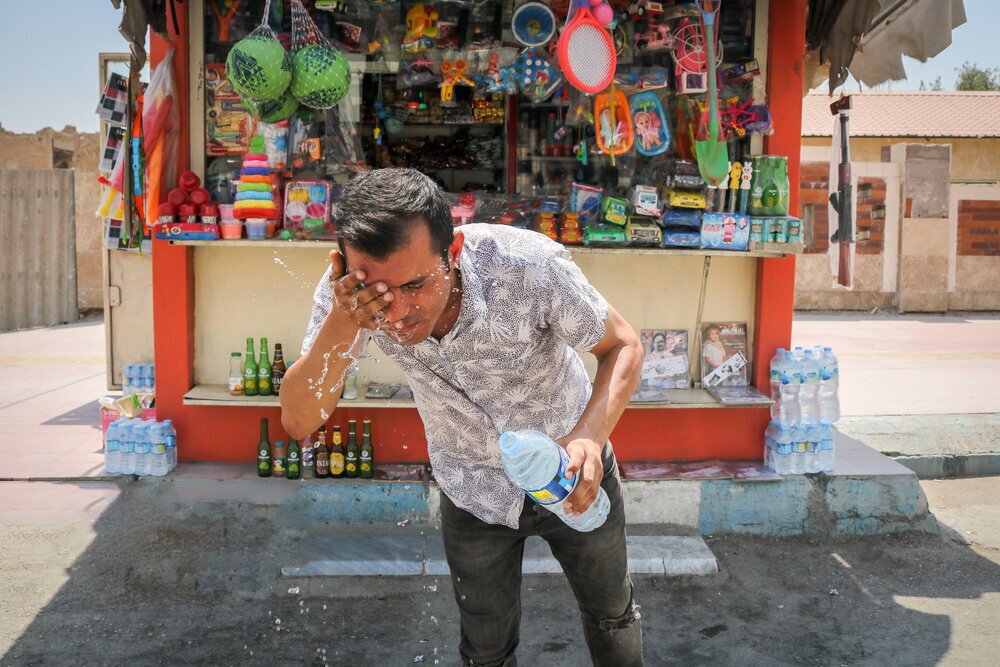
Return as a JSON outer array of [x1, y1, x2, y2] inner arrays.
[[150, 1, 805, 464]]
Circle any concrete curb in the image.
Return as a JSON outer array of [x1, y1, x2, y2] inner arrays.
[[891, 453, 1000, 479]]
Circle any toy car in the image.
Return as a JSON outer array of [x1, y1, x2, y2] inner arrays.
[[628, 0, 664, 23], [634, 24, 673, 52], [668, 189, 707, 209], [626, 216, 663, 246]]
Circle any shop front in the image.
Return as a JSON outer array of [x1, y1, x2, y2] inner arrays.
[[145, 0, 805, 465]]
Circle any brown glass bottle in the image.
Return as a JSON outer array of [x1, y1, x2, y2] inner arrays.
[[329, 425, 345, 478], [315, 425, 330, 478], [271, 343, 287, 396]]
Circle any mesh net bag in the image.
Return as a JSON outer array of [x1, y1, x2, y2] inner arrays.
[[225, 0, 292, 104], [290, 0, 353, 110]]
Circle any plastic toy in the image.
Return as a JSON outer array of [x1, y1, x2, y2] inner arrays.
[[226, 35, 292, 103], [629, 91, 669, 156], [719, 97, 772, 139], [206, 64, 256, 156], [284, 179, 334, 238], [693, 0, 728, 186], [662, 230, 701, 247], [439, 59, 476, 104], [594, 88, 634, 157], [700, 212, 750, 251], [560, 212, 583, 245], [570, 182, 603, 222], [536, 212, 559, 240], [290, 44, 351, 109], [633, 185, 661, 216], [602, 197, 629, 226], [234, 136, 278, 221], [672, 15, 721, 95], [668, 189, 707, 209], [402, 3, 439, 53], [720, 59, 761, 85], [661, 207, 703, 228], [628, 0, 664, 23], [634, 24, 673, 52], [481, 52, 518, 94], [557, 0, 617, 94], [626, 216, 663, 246], [583, 223, 628, 246], [511, 3, 557, 47], [514, 47, 563, 102], [209, 0, 244, 42]]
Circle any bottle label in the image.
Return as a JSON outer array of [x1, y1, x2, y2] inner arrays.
[[801, 370, 819, 385], [330, 455, 345, 474], [259, 378, 271, 391], [820, 368, 833, 382], [259, 461, 270, 472], [346, 462, 357, 473], [360, 462, 371, 473], [779, 369, 799, 385], [153, 444, 165, 455], [274, 458, 285, 473], [770, 368, 780, 383], [245, 377, 257, 391], [228, 377, 244, 393], [524, 447, 576, 506]]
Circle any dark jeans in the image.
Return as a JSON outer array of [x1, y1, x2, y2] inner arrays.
[[440, 443, 643, 667]]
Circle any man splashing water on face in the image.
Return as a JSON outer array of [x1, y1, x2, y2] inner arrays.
[[281, 169, 644, 666]]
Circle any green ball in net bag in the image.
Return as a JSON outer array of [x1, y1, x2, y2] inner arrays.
[[291, 44, 352, 110], [226, 35, 292, 103], [242, 88, 299, 123]]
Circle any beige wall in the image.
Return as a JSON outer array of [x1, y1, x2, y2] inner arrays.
[[801, 137, 1000, 183], [192, 244, 759, 387], [0, 126, 103, 310]]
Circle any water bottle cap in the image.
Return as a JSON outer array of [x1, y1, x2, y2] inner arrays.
[[824, 347, 832, 352], [498, 432, 520, 455], [776, 347, 785, 353]]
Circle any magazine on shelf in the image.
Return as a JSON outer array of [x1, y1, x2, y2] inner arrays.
[[706, 385, 772, 405], [633, 329, 690, 402], [701, 322, 749, 387]]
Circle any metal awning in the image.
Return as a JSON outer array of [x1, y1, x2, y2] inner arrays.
[[806, 0, 967, 93]]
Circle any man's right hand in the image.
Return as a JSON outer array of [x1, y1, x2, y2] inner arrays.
[[328, 248, 395, 331]]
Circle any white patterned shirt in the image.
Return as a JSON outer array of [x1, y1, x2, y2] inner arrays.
[[302, 224, 609, 527]]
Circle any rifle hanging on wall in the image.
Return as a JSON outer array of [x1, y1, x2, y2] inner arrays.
[[829, 95, 853, 287]]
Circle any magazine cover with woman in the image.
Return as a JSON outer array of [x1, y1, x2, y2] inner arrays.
[[634, 329, 690, 402], [701, 322, 749, 387]]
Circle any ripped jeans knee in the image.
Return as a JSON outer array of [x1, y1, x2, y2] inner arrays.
[[598, 596, 642, 637]]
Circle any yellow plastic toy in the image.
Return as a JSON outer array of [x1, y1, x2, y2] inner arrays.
[[403, 4, 439, 52], [440, 60, 475, 103]]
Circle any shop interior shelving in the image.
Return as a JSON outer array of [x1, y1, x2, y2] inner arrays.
[[182, 383, 767, 410], [168, 238, 790, 258]]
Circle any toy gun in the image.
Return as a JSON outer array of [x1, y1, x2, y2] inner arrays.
[[829, 96, 853, 287]]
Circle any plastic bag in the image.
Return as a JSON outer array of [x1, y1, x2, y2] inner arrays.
[[324, 102, 368, 176], [290, 0, 352, 109], [142, 50, 181, 226]]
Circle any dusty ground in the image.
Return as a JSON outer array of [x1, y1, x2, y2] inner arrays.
[[2, 478, 999, 666]]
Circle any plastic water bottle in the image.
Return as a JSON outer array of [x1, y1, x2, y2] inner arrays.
[[798, 350, 821, 425], [820, 423, 835, 472], [122, 364, 135, 396], [769, 348, 784, 421], [773, 424, 793, 475], [806, 424, 822, 473], [134, 421, 152, 477], [162, 419, 177, 470], [149, 423, 168, 477], [792, 346, 805, 362], [147, 364, 156, 394], [777, 351, 801, 426], [119, 421, 136, 475], [790, 424, 809, 474], [105, 420, 122, 475], [818, 347, 841, 423], [499, 430, 610, 532]]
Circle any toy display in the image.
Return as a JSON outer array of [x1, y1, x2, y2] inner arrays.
[[154, 171, 221, 240], [206, 64, 256, 156], [626, 216, 663, 246], [629, 91, 669, 156]]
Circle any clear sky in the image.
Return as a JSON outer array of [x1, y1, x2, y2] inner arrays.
[[0, 0, 997, 134]]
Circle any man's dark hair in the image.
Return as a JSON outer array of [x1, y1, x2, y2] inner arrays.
[[334, 168, 453, 263]]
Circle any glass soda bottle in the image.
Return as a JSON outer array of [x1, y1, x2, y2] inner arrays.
[[243, 338, 258, 396], [345, 420, 359, 478], [360, 420, 374, 479], [329, 425, 345, 478], [257, 338, 272, 396], [257, 418, 272, 477], [286, 438, 301, 480]]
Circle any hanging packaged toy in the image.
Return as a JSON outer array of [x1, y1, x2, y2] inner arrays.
[[284, 179, 334, 238], [289, 0, 352, 109], [629, 91, 669, 156], [439, 54, 476, 105], [514, 47, 563, 103], [594, 87, 634, 157], [402, 3, 439, 53], [225, 0, 293, 104], [478, 50, 517, 95]]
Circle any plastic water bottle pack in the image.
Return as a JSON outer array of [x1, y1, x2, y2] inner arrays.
[[499, 430, 610, 532], [766, 346, 840, 474], [104, 416, 178, 476]]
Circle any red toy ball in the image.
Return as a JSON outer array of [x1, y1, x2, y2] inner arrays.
[[178, 171, 201, 191]]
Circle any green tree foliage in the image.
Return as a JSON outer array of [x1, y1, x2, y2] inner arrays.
[[955, 61, 1000, 91]]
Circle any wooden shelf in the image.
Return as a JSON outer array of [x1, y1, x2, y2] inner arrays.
[[183, 384, 769, 410], [169, 239, 788, 258]]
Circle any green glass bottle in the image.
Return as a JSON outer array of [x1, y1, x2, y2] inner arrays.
[[243, 338, 258, 396], [345, 420, 359, 478], [360, 419, 374, 479], [257, 417, 272, 477], [258, 338, 272, 396], [287, 438, 301, 480]]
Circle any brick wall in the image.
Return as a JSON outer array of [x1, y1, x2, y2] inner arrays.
[[855, 177, 886, 255], [957, 200, 1000, 256], [799, 162, 829, 254]]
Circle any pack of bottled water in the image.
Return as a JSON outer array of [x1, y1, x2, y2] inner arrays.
[[105, 417, 177, 477], [765, 346, 840, 475], [122, 363, 156, 396]]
